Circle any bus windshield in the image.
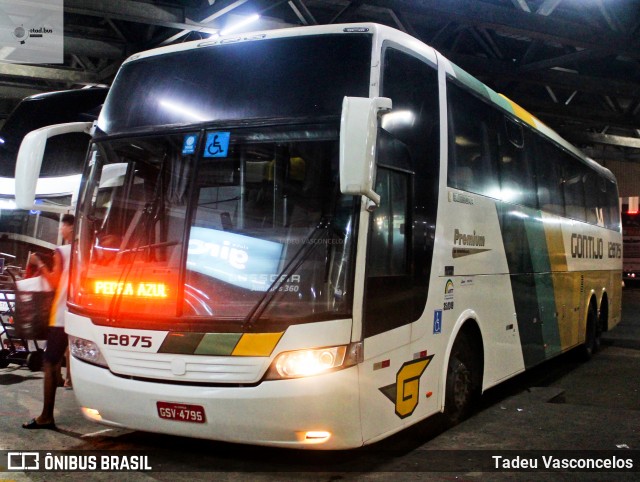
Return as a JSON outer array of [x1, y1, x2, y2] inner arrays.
[[71, 123, 357, 332], [97, 34, 372, 135]]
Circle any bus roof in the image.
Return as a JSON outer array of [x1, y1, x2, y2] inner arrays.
[[118, 22, 614, 183]]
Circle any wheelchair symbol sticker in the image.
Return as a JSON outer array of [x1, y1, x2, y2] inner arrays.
[[433, 310, 442, 334], [204, 132, 230, 158]]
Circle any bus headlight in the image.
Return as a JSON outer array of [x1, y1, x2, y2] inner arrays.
[[265, 342, 362, 380], [69, 336, 108, 368]]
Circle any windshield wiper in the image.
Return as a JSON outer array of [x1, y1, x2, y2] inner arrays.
[[242, 219, 333, 330], [117, 239, 180, 255]]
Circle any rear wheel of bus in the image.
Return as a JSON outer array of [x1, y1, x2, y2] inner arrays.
[[578, 301, 600, 361]]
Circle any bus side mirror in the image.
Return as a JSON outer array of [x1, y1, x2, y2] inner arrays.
[[15, 122, 93, 210], [339, 96, 392, 209]]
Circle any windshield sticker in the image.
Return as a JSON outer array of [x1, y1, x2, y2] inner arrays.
[[444, 279, 454, 311], [182, 134, 198, 155], [204, 131, 231, 158]]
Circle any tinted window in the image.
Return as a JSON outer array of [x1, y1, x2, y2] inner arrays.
[[364, 47, 440, 336], [364, 166, 412, 336], [534, 137, 565, 216], [563, 155, 586, 222], [0, 88, 106, 176], [606, 179, 621, 230], [447, 82, 499, 197], [498, 116, 536, 207], [99, 35, 372, 135], [367, 168, 409, 276], [583, 171, 601, 225]]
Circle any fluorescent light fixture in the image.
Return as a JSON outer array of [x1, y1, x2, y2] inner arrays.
[[0, 137, 5, 144], [220, 14, 260, 35]]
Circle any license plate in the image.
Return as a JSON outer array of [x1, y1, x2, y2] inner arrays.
[[157, 402, 206, 423]]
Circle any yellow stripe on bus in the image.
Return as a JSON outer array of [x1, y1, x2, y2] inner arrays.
[[499, 94, 538, 128], [231, 332, 284, 356]]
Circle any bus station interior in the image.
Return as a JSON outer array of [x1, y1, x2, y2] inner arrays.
[[1, 0, 640, 475], [2, 2, 640, 200]]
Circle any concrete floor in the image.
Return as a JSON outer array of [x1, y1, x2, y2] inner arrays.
[[1, 287, 639, 480]]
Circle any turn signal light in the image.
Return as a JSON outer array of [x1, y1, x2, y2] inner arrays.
[[304, 431, 331, 443]]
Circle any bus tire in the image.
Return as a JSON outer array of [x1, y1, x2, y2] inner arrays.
[[578, 303, 599, 361], [444, 334, 480, 425]]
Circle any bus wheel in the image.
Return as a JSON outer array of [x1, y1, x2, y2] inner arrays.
[[579, 304, 599, 361], [444, 335, 478, 425]]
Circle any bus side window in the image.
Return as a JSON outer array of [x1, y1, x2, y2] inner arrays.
[[584, 171, 601, 225], [364, 165, 413, 337], [533, 136, 565, 217], [605, 179, 620, 231], [446, 81, 499, 198], [368, 167, 409, 277], [498, 116, 536, 207], [367, 45, 441, 337], [563, 156, 587, 222]]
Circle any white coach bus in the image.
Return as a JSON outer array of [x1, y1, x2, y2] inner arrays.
[[16, 23, 622, 449], [0, 88, 107, 267]]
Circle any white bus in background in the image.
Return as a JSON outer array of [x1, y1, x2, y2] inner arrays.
[[621, 197, 640, 280], [16, 24, 622, 449], [0, 88, 107, 268]]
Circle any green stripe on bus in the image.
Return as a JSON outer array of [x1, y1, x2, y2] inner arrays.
[[496, 204, 564, 367], [522, 208, 562, 358], [158, 332, 205, 354], [194, 333, 243, 355], [450, 63, 491, 101]]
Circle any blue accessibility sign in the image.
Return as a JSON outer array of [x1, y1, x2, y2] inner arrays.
[[433, 310, 442, 334], [204, 131, 231, 158]]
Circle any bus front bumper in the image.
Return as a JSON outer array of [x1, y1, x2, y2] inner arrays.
[[70, 356, 363, 450]]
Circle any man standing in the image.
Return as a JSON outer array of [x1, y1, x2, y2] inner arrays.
[[22, 214, 74, 430]]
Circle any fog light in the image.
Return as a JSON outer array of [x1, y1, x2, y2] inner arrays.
[[81, 407, 102, 422]]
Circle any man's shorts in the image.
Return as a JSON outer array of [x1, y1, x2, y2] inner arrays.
[[44, 327, 68, 364]]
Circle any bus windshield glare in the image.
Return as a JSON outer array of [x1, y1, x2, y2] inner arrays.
[[98, 35, 372, 135], [71, 123, 357, 331]]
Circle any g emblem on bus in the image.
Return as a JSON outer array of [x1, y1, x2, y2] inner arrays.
[[379, 355, 434, 419]]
